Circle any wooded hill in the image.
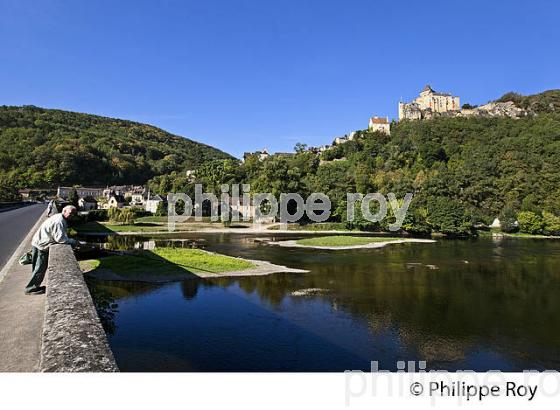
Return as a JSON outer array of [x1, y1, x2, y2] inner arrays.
[[0, 105, 232, 199]]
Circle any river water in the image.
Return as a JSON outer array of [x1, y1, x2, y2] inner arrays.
[[83, 233, 560, 372]]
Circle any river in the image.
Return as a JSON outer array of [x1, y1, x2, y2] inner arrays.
[[83, 233, 560, 372]]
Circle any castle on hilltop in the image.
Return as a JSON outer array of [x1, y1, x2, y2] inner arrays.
[[398, 84, 527, 121], [399, 85, 460, 120]]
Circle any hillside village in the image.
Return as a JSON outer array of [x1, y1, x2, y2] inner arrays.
[[54, 185, 165, 213]]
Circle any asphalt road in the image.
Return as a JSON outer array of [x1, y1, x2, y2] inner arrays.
[[0, 204, 46, 270]]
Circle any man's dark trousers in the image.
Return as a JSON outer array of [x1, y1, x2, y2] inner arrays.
[[26, 246, 49, 291]]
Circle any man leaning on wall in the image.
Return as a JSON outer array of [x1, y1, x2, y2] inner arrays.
[[25, 205, 78, 295]]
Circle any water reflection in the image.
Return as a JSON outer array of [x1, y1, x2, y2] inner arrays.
[[85, 235, 207, 251], [85, 234, 560, 371]]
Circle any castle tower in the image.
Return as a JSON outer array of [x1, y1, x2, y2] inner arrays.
[[399, 85, 460, 120]]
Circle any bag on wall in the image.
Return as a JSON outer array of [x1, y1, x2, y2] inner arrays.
[[19, 251, 32, 265]]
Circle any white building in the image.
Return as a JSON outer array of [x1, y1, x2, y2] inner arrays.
[[57, 186, 104, 199], [106, 194, 125, 209], [145, 194, 165, 214], [78, 196, 98, 211], [243, 149, 270, 162], [130, 193, 145, 206], [368, 116, 390, 134]]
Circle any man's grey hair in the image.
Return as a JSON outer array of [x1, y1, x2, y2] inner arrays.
[[62, 205, 77, 214]]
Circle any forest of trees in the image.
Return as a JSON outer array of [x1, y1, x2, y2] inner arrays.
[[148, 90, 560, 236], [0, 105, 232, 200]]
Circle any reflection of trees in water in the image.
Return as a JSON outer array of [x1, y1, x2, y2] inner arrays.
[[313, 245, 560, 367], [180, 279, 200, 300], [91, 280, 165, 300], [85, 277, 119, 336], [208, 240, 560, 368], [102, 235, 207, 251], [215, 274, 301, 306], [105, 235, 148, 250], [86, 278, 168, 336]]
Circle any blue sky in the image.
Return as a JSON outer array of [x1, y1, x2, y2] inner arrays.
[[1, 0, 558, 158]]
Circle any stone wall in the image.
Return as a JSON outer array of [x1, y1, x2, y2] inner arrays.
[[39, 244, 118, 372]]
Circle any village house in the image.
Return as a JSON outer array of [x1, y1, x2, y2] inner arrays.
[[243, 149, 270, 162], [130, 193, 145, 206], [78, 196, 98, 211], [106, 194, 126, 209], [145, 194, 165, 214], [102, 185, 145, 199], [57, 186, 104, 199], [228, 196, 254, 220], [368, 116, 390, 135], [227, 196, 275, 223]]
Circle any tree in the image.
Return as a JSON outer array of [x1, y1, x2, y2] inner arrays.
[[401, 201, 431, 235], [426, 197, 473, 236], [294, 143, 308, 153], [68, 187, 79, 208], [155, 201, 167, 216], [108, 208, 135, 224], [499, 207, 519, 233], [0, 176, 21, 202], [196, 159, 239, 192], [345, 205, 380, 231], [542, 211, 560, 236], [517, 211, 544, 235]]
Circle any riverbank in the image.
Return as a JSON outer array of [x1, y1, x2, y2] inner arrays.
[[480, 230, 560, 239], [269, 236, 436, 250], [73, 221, 560, 240], [80, 248, 308, 282], [73, 221, 410, 236]]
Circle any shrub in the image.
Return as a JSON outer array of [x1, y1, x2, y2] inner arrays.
[[517, 211, 544, 235], [130, 207, 151, 218], [155, 201, 167, 216], [86, 209, 108, 222], [345, 206, 380, 232], [108, 208, 135, 224], [542, 211, 560, 236], [401, 208, 432, 236], [426, 197, 473, 236]]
